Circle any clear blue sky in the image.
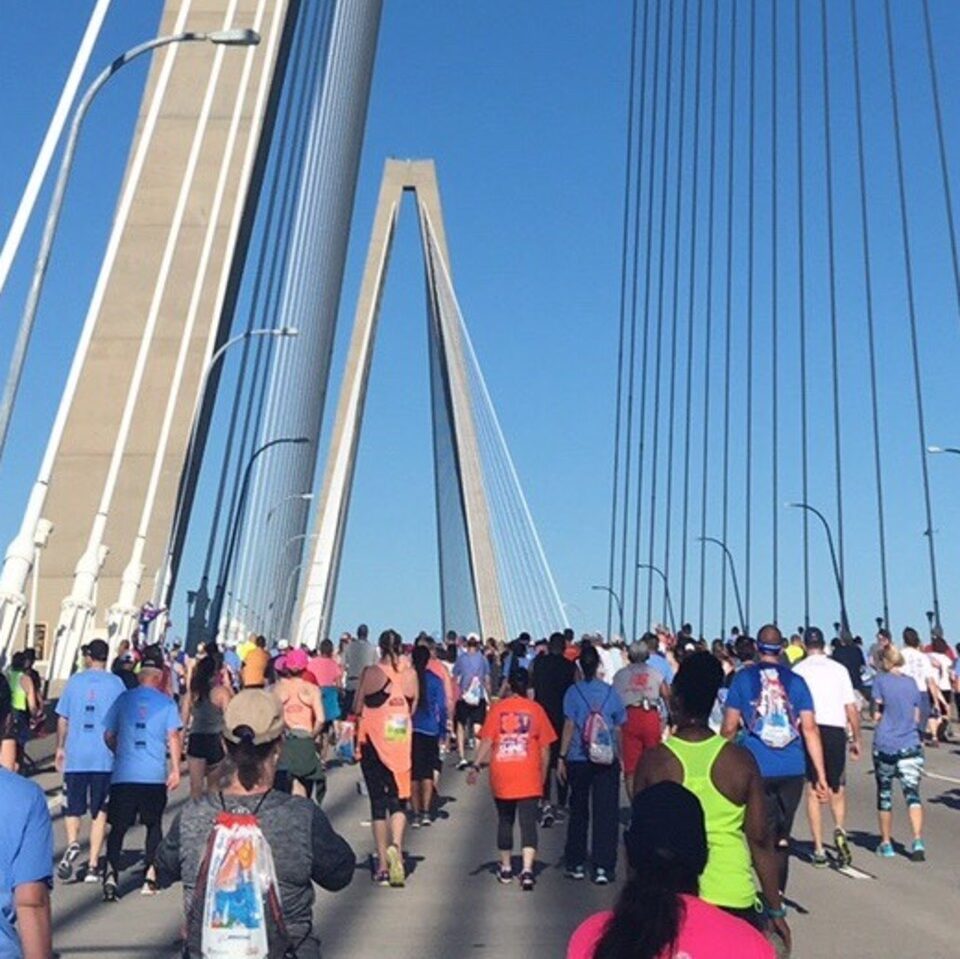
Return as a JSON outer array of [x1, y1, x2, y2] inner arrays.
[[1, 1, 959, 644]]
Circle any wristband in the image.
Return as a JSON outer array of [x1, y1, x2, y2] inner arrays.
[[766, 906, 787, 920]]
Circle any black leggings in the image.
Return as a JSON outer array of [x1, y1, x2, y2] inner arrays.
[[360, 742, 406, 821], [495, 797, 539, 851]]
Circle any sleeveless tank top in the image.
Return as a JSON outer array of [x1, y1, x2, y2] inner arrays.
[[190, 695, 223, 735], [664, 735, 756, 909], [358, 664, 412, 776], [280, 680, 316, 733], [8, 670, 27, 712]]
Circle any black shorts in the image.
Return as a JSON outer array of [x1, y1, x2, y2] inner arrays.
[[412, 732, 440, 781], [64, 771, 111, 818], [763, 776, 804, 845], [807, 725, 847, 792], [187, 733, 225, 766], [454, 700, 487, 729], [107, 782, 168, 829]]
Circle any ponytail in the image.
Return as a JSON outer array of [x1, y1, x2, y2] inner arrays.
[[225, 731, 277, 791], [593, 854, 695, 959]]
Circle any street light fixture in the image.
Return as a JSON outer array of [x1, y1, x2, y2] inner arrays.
[[637, 563, 677, 636], [927, 446, 960, 456], [155, 326, 298, 612], [591, 585, 625, 640], [696, 537, 746, 637], [786, 503, 850, 636], [0, 27, 261, 463], [208, 436, 310, 638]]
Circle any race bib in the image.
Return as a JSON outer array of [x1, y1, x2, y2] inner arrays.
[[385, 714, 410, 742]]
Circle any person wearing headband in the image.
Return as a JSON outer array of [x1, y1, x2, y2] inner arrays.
[[721, 624, 828, 897], [567, 782, 774, 959], [156, 690, 355, 958]]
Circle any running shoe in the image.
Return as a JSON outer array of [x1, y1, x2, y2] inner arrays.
[[57, 842, 81, 881], [373, 869, 390, 887], [539, 807, 555, 829], [456, 759, 470, 771], [410, 814, 422, 829], [910, 839, 926, 863], [593, 868, 610, 886], [520, 871, 535, 892], [83, 866, 102, 884], [876, 841, 895, 858], [140, 878, 159, 897], [565, 864, 586, 880], [811, 850, 829, 868], [834, 828, 852, 867], [385, 844, 405, 888], [421, 813, 432, 827], [102, 874, 118, 902], [497, 867, 514, 885]]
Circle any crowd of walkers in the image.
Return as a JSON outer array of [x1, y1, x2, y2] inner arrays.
[[1, 615, 958, 957]]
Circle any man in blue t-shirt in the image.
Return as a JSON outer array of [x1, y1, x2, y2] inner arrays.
[[102, 645, 182, 901], [558, 644, 626, 885], [452, 635, 491, 769], [54, 639, 125, 884], [721, 624, 827, 895], [0, 689, 52, 959]]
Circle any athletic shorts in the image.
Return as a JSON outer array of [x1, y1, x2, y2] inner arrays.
[[762, 776, 804, 845], [807, 725, 847, 792], [412, 732, 440, 781], [64, 771, 111, 818], [107, 782, 168, 829], [187, 733, 225, 766], [621, 706, 662, 779], [455, 699, 487, 729]]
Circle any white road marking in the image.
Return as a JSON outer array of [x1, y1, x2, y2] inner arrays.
[[922, 769, 960, 785]]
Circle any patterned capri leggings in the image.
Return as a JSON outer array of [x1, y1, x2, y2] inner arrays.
[[873, 745, 924, 812]]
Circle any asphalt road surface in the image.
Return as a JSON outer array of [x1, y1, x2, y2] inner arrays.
[[34, 729, 960, 958]]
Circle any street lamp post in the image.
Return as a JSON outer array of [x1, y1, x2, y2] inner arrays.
[[0, 27, 260, 669], [591, 585, 625, 641], [786, 503, 850, 636], [697, 537, 746, 637], [637, 563, 677, 636], [154, 327, 298, 617], [0, 28, 261, 464], [207, 436, 309, 639]]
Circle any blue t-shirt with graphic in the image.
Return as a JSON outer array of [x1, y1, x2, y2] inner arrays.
[[0, 769, 52, 959], [104, 685, 181, 784], [56, 668, 125, 772], [725, 663, 814, 778], [562, 679, 627, 763]]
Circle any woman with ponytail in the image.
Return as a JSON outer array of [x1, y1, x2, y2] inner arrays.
[[156, 690, 356, 958], [355, 629, 419, 886], [567, 782, 774, 959]]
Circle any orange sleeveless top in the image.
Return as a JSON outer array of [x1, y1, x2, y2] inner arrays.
[[358, 664, 412, 777]]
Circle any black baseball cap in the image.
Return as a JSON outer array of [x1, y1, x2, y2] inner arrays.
[[139, 645, 165, 671], [83, 639, 109, 662]]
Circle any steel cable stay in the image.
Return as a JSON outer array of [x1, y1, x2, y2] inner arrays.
[[719, 0, 737, 640], [882, 0, 942, 630], [820, 0, 846, 597], [661, 0, 691, 630], [620, 0, 654, 640], [631, 0, 665, 640], [697, 1, 721, 635], [771, 0, 780, 624], [679, 0, 706, 628], [645, 0, 677, 628], [795, 0, 811, 628], [745, 0, 756, 633], [606, 0, 642, 642], [849, 0, 890, 630]]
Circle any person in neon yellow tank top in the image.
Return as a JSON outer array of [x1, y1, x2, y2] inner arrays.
[[634, 652, 790, 955]]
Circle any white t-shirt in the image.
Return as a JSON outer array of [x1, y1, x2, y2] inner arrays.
[[793, 653, 856, 728], [597, 646, 622, 685], [901, 646, 935, 693], [927, 652, 953, 692]]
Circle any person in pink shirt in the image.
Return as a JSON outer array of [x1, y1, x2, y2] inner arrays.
[[308, 639, 344, 763], [567, 781, 774, 959]]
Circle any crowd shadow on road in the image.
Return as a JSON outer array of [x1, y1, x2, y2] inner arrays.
[[928, 787, 960, 811], [469, 856, 553, 880]]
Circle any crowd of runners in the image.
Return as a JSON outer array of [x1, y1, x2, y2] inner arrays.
[[1, 616, 959, 957]]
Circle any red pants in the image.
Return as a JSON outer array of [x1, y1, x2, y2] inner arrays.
[[622, 706, 662, 778]]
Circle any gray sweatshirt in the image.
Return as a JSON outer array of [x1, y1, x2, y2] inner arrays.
[[155, 790, 355, 958]]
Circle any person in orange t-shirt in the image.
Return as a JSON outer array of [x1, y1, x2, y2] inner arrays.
[[467, 666, 556, 890], [241, 636, 269, 689]]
